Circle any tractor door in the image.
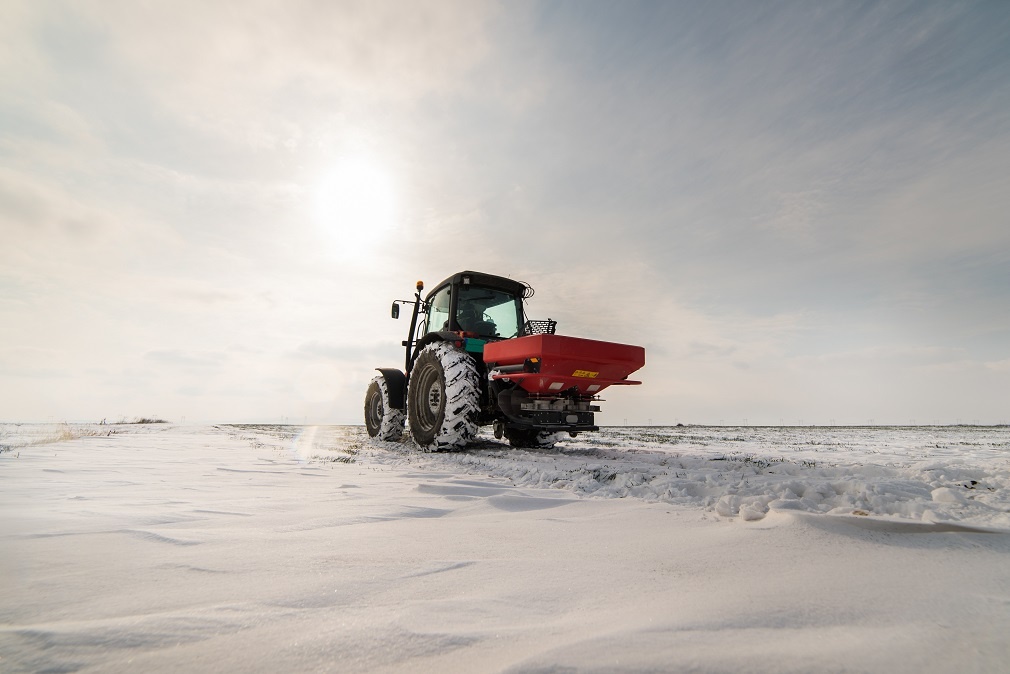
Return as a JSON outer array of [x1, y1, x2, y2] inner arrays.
[[423, 284, 453, 335]]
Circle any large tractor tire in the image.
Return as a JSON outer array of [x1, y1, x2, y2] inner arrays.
[[407, 341, 480, 451], [505, 429, 561, 449], [364, 375, 406, 441]]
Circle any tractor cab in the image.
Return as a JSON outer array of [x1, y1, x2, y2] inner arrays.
[[420, 271, 526, 342]]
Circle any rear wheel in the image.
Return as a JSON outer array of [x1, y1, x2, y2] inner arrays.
[[505, 429, 561, 449], [364, 376, 405, 441], [408, 342, 479, 451]]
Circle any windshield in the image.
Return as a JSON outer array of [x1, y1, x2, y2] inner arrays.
[[456, 286, 523, 339]]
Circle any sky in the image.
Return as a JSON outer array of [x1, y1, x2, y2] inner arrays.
[[2, 0, 1009, 425]]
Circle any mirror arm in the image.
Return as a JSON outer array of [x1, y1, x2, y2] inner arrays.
[[404, 291, 424, 376]]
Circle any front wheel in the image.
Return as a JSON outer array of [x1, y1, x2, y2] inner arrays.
[[364, 376, 405, 441], [407, 342, 479, 451]]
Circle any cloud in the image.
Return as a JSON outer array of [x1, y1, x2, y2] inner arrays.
[[0, 166, 122, 243], [168, 285, 246, 307], [144, 350, 230, 370], [984, 359, 1010, 374], [292, 341, 396, 363], [32, 0, 504, 153], [2, 1, 1009, 424], [0, 346, 69, 378]]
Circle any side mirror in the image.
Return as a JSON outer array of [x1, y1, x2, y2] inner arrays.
[[391, 303, 400, 319]]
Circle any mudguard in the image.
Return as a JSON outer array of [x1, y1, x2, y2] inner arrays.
[[414, 331, 460, 351], [375, 368, 406, 410]]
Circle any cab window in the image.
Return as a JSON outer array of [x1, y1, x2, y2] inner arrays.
[[424, 285, 452, 335], [456, 286, 523, 338]]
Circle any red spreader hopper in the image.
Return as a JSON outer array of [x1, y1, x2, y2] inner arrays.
[[483, 334, 645, 396]]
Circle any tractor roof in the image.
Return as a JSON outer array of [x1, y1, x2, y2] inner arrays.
[[425, 270, 527, 301]]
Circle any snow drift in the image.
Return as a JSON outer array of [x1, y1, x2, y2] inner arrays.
[[2, 423, 1008, 673]]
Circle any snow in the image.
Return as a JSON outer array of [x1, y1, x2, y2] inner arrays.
[[2, 423, 1009, 673]]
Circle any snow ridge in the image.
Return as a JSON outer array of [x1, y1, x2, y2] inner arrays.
[[360, 425, 1010, 529]]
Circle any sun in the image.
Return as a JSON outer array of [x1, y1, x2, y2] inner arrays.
[[313, 153, 398, 252]]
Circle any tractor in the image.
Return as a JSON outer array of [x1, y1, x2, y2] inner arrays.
[[364, 270, 645, 451]]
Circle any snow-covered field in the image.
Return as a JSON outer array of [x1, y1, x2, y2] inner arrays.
[[3, 423, 1009, 673]]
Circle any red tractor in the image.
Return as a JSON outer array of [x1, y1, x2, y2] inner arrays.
[[364, 271, 645, 451]]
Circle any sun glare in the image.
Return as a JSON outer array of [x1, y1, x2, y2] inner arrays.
[[313, 154, 397, 253]]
